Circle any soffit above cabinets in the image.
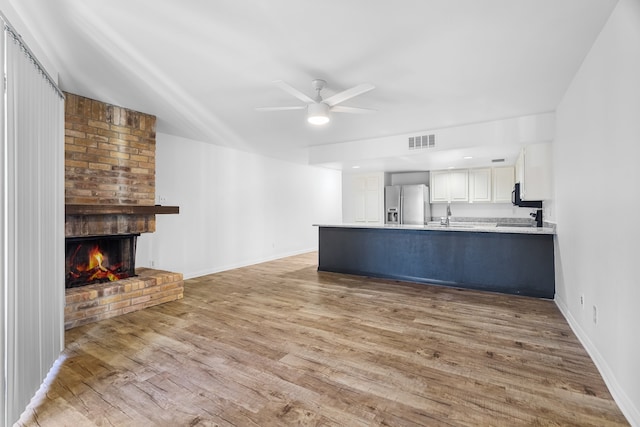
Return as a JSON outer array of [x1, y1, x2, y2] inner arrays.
[[309, 112, 555, 172]]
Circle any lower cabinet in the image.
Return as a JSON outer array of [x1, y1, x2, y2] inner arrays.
[[318, 226, 555, 299]]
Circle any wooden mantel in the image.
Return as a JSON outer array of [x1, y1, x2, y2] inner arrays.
[[66, 204, 179, 215]]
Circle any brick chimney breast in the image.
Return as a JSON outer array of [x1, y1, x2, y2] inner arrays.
[[64, 93, 158, 237], [64, 92, 156, 206]]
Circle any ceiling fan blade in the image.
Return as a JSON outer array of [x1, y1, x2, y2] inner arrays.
[[255, 106, 306, 111], [322, 83, 375, 107], [331, 106, 377, 114], [273, 80, 315, 104]]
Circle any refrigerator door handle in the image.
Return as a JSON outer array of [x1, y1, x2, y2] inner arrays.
[[399, 188, 403, 224]]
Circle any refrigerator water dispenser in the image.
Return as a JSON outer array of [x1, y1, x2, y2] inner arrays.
[[386, 208, 399, 224]]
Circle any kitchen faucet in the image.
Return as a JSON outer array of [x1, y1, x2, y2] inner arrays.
[[439, 202, 452, 226], [530, 209, 543, 227], [446, 202, 452, 226]]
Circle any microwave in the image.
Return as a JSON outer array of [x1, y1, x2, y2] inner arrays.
[[512, 183, 542, 208]]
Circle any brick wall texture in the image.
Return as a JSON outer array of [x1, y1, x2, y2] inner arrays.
[[65, 268, 184, 329], [64, 92, 156, 206]]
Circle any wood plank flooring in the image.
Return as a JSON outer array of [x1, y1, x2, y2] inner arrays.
[[17, 252, 628, 426]]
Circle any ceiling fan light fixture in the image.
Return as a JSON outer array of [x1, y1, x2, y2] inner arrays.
[[259, 79, 374, 125], [307, 103, 330, 125]]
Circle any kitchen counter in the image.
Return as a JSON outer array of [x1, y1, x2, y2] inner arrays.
[[315, 223, 555, 298], [313, 222, 556, 235]]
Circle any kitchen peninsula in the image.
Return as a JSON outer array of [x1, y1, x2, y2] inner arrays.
[[315, 223, 555, 299]]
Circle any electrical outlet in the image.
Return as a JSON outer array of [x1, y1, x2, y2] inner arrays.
[[592, 305, 597, 324], [150, 260, 155, 267], [580, 295, 584, 307], [158, 195, 167, 204]]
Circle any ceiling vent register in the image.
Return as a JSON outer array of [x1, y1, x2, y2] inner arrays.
[[408, 134, 435, 150]]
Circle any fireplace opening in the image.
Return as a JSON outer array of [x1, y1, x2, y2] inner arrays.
[[65, 234, 139, 288]]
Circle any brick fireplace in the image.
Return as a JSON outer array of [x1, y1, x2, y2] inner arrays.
[[64, 93, 182, 329]]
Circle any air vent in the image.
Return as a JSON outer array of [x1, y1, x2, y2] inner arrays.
[[408, 134, 436, 150], [491, 158, 505, 163]]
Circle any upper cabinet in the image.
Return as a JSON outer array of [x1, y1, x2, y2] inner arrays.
[[449, 170, 469, 202], [430, 171, 449, 202], [516, 142, 552, 201], [469, 168, 492, 203], [431, 166, 515, 203], [430, 170, 469, 203], [493, 166, 515, 203]]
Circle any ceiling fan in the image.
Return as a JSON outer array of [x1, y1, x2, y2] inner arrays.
[[256, 79, 375, 125]]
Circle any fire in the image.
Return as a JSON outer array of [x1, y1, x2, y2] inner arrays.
[[67, 244, 129, 287], [90, 246, 103, 269]]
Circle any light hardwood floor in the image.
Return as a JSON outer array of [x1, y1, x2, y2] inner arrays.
[[18, 252, 628, 426]]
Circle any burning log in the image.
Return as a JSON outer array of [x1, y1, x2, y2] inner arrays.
[[66, 244, 130, 288]]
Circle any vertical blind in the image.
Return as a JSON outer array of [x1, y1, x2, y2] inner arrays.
[[1, 18, 65, 426]]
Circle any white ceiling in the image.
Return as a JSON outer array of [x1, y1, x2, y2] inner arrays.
[[11, 0, 617, 171]]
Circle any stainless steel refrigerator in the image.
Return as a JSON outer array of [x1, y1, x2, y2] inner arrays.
[[385, 184, 431, 225]]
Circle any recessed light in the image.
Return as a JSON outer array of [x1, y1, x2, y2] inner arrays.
[[352, 165, 360, 169], [463, 156, 473, 160], [447, 166, 455, 169]]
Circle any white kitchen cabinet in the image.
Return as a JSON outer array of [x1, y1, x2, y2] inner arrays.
[[515, 151, 524, 185], [517, 143, 552, 201], [492, 166, 515, 203], [469, 168, 492, 203], [354, 175, 381, 222], [449, 170, 469, 202], [431, 167, 516, 204], [430, 171, 450, 202], [430, 170, 468, 202]]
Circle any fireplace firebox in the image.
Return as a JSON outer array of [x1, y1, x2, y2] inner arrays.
[[65, 234, 139, 288]]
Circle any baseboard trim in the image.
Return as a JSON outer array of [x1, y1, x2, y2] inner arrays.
[[555, 295, 639, 426]]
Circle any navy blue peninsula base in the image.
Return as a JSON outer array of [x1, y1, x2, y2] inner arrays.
[[316, 225, 555, 299]]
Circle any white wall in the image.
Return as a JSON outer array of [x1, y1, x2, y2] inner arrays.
[[431, 202, 532, 220], [136, 134, 342, 279], [553, 0, 640, 424]]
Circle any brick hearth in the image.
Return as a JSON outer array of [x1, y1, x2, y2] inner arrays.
[[65, 268, 183, 330]]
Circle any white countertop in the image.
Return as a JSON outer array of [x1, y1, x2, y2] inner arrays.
[[313, 222, 556, 235]]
